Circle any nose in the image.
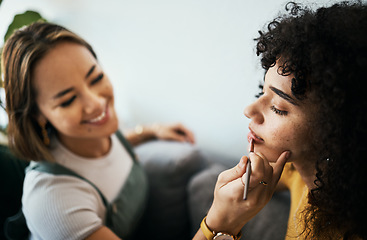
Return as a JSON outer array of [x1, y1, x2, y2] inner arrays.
[[243, 98, 264, 124], [82, 89, 104, 115]]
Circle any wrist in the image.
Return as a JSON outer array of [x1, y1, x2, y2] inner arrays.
[[134, 124, 144, 135], [205, 212, 222, 233], [206, 209, 243, 237], [135, 124, 155, 140], [200, 216, 242, 240]]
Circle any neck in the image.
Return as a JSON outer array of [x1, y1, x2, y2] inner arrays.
[[57, 135, 111, 158], [292, 160, 317, 190]]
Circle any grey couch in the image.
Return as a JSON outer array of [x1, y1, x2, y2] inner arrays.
[[134, 140, 290, 240], [0, 140, 289, 240]]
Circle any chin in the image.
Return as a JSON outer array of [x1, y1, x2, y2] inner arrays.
[[258, 148, 285, 163], [108, 119, 119, 135]]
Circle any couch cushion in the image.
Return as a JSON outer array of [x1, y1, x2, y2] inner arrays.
[[187, 163, 226, 236], [133, 140, 206, 240], [0, 145, 29, 240]]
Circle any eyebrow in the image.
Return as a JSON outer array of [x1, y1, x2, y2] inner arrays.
[[85, 65, 96, 79], [53, 65, 96, 99], [53, 87, 73, 99], [269, 86, 299, 106]]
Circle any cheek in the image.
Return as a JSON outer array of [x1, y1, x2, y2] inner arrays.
[[262, 121, 310, 162], [269, 125, 297, 146], [263, 131, 292, 162], [45, 109, 81, 133]]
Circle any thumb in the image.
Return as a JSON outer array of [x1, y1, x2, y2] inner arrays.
[[271, 151, 290, 182], [217, 156, 249, 185]]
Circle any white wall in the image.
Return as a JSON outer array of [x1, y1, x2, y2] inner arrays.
[[0, 0, 336, 166]]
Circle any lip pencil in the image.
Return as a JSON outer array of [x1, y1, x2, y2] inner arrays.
[[243, 139, 254, 200]]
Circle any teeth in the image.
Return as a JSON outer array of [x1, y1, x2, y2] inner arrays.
[[89, 111, 106, 123]]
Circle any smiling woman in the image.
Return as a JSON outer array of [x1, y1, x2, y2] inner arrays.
[[2, 22, 196, 240], [3, 23, 101, 161], [245, 2, 367, 239], [33, 41, 119, 158]]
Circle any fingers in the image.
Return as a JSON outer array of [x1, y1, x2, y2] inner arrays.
[[270, 151, 290, 183], [155, 123, 196, 144], [217, 156, 248, 186], [169, 132, 189, 143], [172, 123, 196, 144], [243, 153, 272, 188], [243, 150, 290, 198], [204, 150, 291, 236]]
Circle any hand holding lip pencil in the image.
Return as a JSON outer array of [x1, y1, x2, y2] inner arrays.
[[243, 139, 254, 200]]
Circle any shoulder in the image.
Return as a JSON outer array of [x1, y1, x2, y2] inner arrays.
[[23, 169, 102, 204], [23, 170, 104, 240]]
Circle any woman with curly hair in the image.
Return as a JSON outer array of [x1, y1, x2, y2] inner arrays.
[[193, 1, 367, 240], [250, 1, 367, 239]]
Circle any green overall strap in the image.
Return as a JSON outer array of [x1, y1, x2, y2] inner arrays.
[[31, 130, 136, 207], [31, 161, 109, 207], [115, 130, 138, 162]]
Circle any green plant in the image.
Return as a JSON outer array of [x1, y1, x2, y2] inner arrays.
[[0, 1, 45, 134]]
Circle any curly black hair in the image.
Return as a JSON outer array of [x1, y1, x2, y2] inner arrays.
[[255, 1, 367, 239]]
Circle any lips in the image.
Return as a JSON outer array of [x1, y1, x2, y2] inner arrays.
[[247, 128, 264, 144], [89, 111, 106, 123], [83, 106, 109, 125]]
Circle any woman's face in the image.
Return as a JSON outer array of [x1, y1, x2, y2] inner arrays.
[[33, 41, 118, 145], [244, 63, 316, 163]]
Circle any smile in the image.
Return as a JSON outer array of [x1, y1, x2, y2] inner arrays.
[[84, 106, 109, 124], [89, 111, 106, 123]]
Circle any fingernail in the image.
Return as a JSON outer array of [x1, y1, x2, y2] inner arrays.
[[285, 151, 291, 159]]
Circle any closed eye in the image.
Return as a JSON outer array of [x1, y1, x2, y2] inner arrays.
[[91, 73, 104, 85], [270, 105, 288, 116], [60, 96, 76, 107]]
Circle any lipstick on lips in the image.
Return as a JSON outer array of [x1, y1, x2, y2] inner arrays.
[[247, 129, 264, 144], [243, 138, 254, 200]]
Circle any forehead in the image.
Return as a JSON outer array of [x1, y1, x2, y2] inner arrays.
[[32, 42, 97, 94], [34, 42, 96, 78], [264, 64, 293, 90], [265, 64, 318, 113]]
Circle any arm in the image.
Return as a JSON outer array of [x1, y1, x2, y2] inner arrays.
[[23, 173, 128, 240], [192, 151, 290, 239], [124, 123, 195, 146], [85, 226, 121, 240]]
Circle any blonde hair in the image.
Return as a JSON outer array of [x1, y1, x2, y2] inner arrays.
[[1, 21, 97, 161]]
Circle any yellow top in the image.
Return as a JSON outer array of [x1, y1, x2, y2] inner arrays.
[[279, 163, 349, 240], [279, 163, 310, 239]]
